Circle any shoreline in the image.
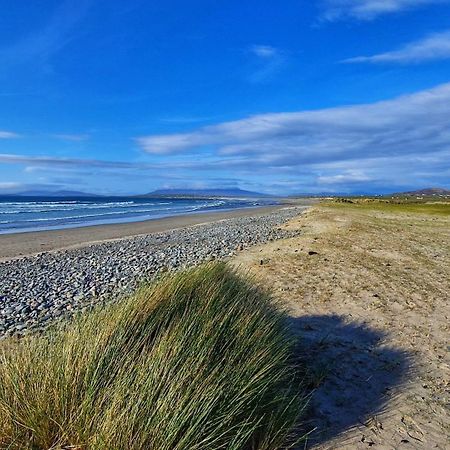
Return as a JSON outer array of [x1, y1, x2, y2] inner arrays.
[[0, 204, 289, 262]]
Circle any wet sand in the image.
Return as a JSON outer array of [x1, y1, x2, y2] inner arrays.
[[0, 205, 286, 261]]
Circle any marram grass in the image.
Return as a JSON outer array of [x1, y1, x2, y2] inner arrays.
[[0, 262, 306, 449]]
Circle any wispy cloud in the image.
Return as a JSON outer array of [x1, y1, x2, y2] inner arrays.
[[0, 154, 158, 170], [0, 0, 92, 71], [0, 182, 23, 191], [344, 30, 450, 63], [321, 0, 448, 21], [249, 45, 279, 59], [0, 131, 19, 139], [51, 133, 91, 142], [246, 45, 287, 83], [0, 153, 226, 174], [158, 116, 212, 125]]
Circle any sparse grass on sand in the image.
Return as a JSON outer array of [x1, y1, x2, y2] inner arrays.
[[0, 263, 306, 450], [232, 200, 450, 448]]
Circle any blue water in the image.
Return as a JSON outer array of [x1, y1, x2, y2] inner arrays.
[[0, 196, 273, 234]]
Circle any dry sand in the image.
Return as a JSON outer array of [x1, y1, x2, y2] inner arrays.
[[0, 205, 285, 262], [232, 202, 450, 449]]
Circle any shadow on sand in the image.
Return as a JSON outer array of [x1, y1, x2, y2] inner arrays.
[[289, 314, 414, 448]]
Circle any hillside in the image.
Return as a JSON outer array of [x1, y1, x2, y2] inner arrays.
[[391, 187, 450, 197]]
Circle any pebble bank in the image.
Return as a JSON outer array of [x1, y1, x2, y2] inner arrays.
[[0, 206, 306, 337]]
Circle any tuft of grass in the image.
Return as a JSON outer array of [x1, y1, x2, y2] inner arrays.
[[0, 262, 306, 450]]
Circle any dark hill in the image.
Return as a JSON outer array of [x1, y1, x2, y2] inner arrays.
[[392, 187, 450, 197]]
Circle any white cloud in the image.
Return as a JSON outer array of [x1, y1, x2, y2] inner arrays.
[[133, 82, 450, 193], [318, 170, 372, 184], [0, 131, 19, 138], [135, 134, 206, 155], [322, 0, 448, 21], [136, 82, 450, 168], [249, 45, 279, 58], [345, 30, 450, 63]]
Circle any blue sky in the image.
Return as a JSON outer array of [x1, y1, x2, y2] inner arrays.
[[1, 0, 450, 195]]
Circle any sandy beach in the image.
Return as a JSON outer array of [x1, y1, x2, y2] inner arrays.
[[0, 204, 289, 261], [233, 201, 450, 448], [2, 199, 447, 447]]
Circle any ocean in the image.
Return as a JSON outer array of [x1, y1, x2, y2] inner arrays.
[[0, 196, 273, 234]]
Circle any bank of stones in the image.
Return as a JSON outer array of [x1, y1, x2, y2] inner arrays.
[[0, 207, 306, 337]]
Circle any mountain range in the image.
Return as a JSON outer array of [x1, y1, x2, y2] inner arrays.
[[2, 187, 449, 199], [139, 188, 271, 198], [391, 187, 450, 197]]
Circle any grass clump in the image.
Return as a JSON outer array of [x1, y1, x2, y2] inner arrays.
[[0, 262, 306, 449]]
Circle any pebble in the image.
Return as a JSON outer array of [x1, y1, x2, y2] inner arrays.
[[0, 206, 307, 337]]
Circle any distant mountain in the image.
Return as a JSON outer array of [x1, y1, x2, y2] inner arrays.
[[391, 187, 450, 197], [3, 190, 102, 198], [140, 188, 272, 198]]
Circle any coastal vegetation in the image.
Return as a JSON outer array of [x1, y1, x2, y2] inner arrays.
[[0, 263, 306, 449], [329, 197, 450, 215]]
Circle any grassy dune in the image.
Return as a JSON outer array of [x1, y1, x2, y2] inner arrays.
[[0, 263, 306, 450]]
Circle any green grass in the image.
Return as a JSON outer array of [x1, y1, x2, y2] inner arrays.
[[325, 199, 450, 216], [0, 263, 306, 450]]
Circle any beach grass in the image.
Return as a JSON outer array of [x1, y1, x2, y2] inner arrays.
[[0, 262, 306, 449], [325, 198, 450, 216]]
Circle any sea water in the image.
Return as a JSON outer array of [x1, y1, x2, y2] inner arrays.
[[0, 196, 272, 234]]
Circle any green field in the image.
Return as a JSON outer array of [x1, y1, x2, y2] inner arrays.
[[327, 199, 450, 216]]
